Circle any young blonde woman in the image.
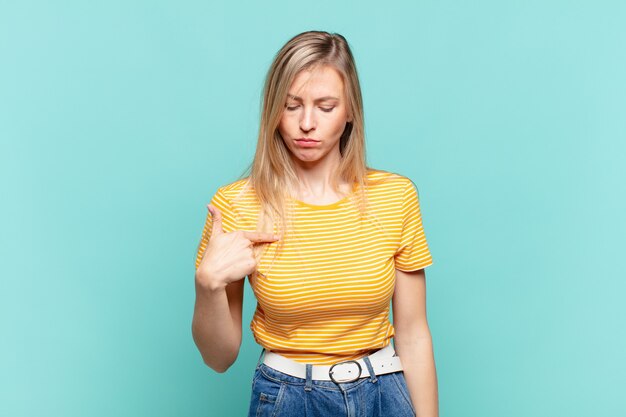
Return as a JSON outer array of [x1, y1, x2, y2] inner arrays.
[[192, 31, 438, 417]]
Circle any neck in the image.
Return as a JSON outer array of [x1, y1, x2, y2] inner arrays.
[[289, 148, 348, 198]]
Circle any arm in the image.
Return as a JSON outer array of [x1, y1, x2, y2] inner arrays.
[[191, 204, 278, 373], [392, 268, 439, 417], [192, 279, 244, 373]]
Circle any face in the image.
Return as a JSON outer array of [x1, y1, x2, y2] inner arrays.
[[278, 65, 351, 166]]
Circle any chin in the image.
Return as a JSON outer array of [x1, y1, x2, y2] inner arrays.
[[295, 156, 321, 164], [292, 150, 322, 162]]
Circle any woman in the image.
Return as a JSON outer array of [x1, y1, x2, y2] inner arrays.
[[192, 31, 438, 417]]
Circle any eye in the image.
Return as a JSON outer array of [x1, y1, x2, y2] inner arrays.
[[285, 104, 300, 111], [320, 106, 335, 113]]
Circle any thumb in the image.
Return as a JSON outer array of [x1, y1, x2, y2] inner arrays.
[[207, 204, 224, 237]]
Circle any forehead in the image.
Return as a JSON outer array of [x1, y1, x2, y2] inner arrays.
[[288, 65, 345, 99]]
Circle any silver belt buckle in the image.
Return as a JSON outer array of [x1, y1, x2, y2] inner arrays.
[[329, 360, 362, 383]]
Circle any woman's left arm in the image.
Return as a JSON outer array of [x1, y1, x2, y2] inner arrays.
[[392, 268, 439, 417]]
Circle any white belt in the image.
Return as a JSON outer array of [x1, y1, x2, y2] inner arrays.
[[262, 344, 403, 383]]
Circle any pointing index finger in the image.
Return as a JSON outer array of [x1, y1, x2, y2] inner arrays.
[[242, 231, 280, 243]]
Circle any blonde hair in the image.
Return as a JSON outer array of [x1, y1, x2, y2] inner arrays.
[[243, 31, 369, 245]]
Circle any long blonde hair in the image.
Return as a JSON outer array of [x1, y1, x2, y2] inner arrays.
[[245, 31, 369, 241]]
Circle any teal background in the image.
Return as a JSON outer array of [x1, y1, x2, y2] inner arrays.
[[1, 0, 625, 416]]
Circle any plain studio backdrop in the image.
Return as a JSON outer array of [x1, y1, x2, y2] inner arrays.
[[1, 1, 625, 416]]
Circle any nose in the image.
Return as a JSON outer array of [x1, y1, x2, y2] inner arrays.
[[299, 106, 316, 132]]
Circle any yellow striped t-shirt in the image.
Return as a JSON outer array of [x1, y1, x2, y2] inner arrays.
[[195, 170, 433, 365]]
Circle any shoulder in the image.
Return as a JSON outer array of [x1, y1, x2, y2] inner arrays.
[[213, 177, 260, 209], [215, 177, 251, 199], [365, 168, 416, 194]]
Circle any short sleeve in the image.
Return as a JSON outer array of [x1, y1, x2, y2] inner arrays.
[[394, 180, 434, 271], [194, 187, 239, 271]]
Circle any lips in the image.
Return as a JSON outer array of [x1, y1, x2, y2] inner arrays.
[[294, 138, 320, 148]]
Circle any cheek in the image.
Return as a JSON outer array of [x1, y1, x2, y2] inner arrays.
[[277, 119, 288, 139], [277, 118, 298, 150], [278, 114, 294, 135], [329, 114, 349, 136]]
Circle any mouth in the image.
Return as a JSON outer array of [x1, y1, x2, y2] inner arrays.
[[294, 138, 320, 147]]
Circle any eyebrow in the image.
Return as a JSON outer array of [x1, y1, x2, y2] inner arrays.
[[287, 94, 340, 102]]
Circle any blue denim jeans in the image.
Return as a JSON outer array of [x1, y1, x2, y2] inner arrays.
[[247, 355, 416, 417]]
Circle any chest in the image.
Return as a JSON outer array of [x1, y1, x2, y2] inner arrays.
[[251, 208, 402, 319]]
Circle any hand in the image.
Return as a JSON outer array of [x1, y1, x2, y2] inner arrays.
[[195, 204, 279, 291]]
